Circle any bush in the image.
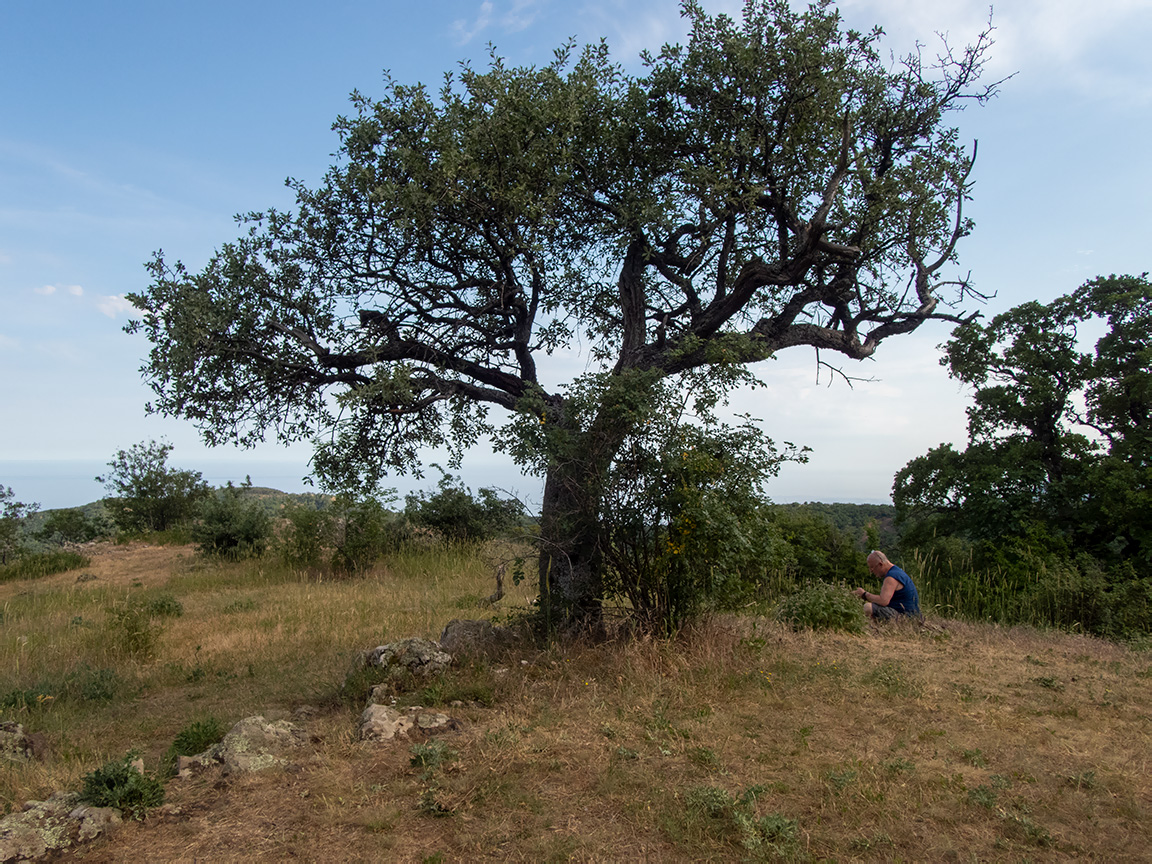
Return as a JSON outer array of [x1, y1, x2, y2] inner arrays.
[[600, 409, 796, 634], [775, 581, 866, 633], [281, 494, 405, 574], [405, 475, 520, 542], [0, 550, 89, 582], [105, 599, 168, 658], [35, 507, 113, 545], [97, 440, 210, 533], [162, 717, 225, 776], [191, 483, 272, 558], [78, 751, 165, 818], [0, 484, 37, 565]]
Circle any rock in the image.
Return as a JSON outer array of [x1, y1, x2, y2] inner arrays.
[[0, 792, 121, 862], [439, 619, 520, 658], [364, 638, 452, 678], [186, 715, 308, 775], [358, 705, 457, 742], [0, 724, 36, 764]]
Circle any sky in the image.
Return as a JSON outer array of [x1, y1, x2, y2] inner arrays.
[[2, 0, 1150, 510]]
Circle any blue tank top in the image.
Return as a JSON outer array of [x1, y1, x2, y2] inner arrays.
[[886, 565, 920, 616]]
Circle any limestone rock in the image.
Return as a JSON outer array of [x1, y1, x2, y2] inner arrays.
[[358, 705, 457, 742], [364, 638, 452, 677], [439, 619, 521, 658], [0, 724, 41, 764], [0, 792, 121, 862], [187, 715, 307, 774]]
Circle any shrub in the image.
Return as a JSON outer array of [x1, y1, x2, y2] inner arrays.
[[35, 507, 113, 545], [0, 550, 89, 582], [405, 474, 520, 542], [105, 599, 167, 658], [162, 717, 225, 776], [78, 751, 165, 818], [280, 503, 332, 569], [0, 484, 37, 565], [97, 440, 210, 533], [775, 581, 866, 633], [191, 483, 272, 558]]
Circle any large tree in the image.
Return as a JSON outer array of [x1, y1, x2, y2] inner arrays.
[[129, 1, 997, 624], [894, 274, 1152, 565]]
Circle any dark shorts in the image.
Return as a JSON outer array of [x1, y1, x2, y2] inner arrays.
[[871, 605, 919, 621]]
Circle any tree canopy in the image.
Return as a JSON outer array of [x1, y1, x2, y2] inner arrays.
[[128, 1, 997, 624], [894, 274, 1152, 568]]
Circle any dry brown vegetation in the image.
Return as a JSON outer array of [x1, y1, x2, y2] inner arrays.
[[2, 541, 1150, 862]]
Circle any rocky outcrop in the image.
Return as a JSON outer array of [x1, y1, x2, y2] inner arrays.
[[358, 705, 457, 741], [439, 619, 521, 658], [0, 724, 45, 764], [0, 793, 120, 863], [362, 637, 452, 678], [180, 715, 308, 776]]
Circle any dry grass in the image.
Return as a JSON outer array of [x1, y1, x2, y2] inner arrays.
[[2, 541, 1150, 862]]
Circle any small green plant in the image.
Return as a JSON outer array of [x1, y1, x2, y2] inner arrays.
[[960, 747, 988, 768], [162, 717, 225, 776], [682, 784, 799, 853], [968, 784, 997, 808], [864, 660, 922, 697], [775, 581, 866, 633], [145, 592, 184, 618], [78, 751, 165, 818], [105, 599, 166, 658], [410, 740, 455, 777]]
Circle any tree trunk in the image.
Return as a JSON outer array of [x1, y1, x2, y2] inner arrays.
[[537, 462, 606, 633]]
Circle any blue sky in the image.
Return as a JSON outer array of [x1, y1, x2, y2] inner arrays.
[[2, 0, 1150, 509]]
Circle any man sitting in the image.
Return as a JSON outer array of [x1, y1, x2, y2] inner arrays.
[[855, 550, 921, 620]]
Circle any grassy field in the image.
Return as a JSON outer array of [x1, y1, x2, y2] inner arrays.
[[2, 540, 1150, 862]]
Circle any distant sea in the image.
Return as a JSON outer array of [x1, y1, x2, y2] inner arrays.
[[0, 459, 319, 510], [0, 458, 884, 512], [0, 457, 547, 512]]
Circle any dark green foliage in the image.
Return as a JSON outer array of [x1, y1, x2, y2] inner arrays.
[[97, 440, 210, 533], [281, 494, 404, 574], [599, 386, 802, 633], [680, 784, 799, 854], [405, 474, 520, 542], [191, 482, 273, 559], [144, 592, 184, 619], [162, 717, 225, 776], [0, 665, 121, 712], [775, 581, 866, 633], [0, 484, 37, 565], [105, 599, 167, 658], [765, 506, 867, 582], [34, 507, 113, 545], [128, 1, 996, 625], [896, 274, 1152, 636], [78, 752, 165, 818], [0, 549, 89, 582]]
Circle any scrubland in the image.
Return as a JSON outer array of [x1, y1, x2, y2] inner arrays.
[[2, 540, 1149, 862]]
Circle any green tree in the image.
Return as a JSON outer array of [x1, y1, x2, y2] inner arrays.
[[36, 508, 113, 545], [97, 440, 210, 533], [405, 473, 521, 542], [895, 274, 1152, 568], [127, 2, 998, 625], [0, 485, 38, 565]]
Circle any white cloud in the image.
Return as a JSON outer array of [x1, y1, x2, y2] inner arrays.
[[838, 0, 1152, 102], [503, 0, 542, 32], [96, 294, 135, 318], [33, 283, 84, 297], [454, 1, 494, 45]]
